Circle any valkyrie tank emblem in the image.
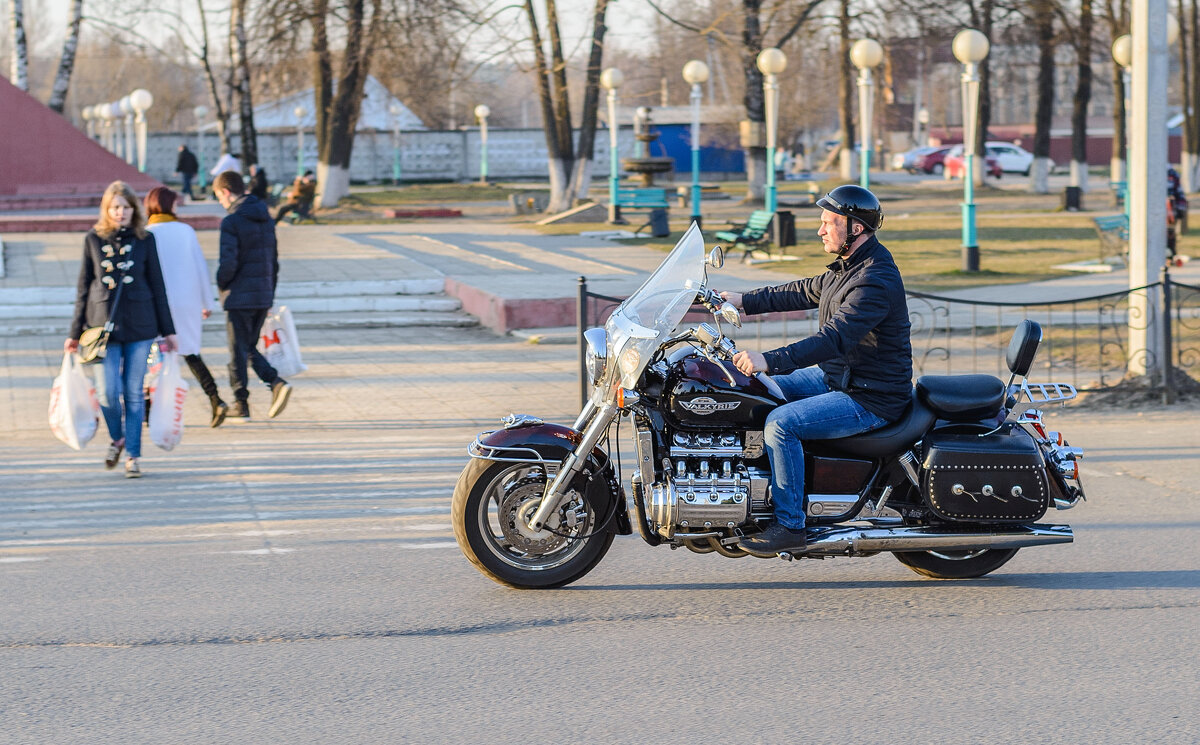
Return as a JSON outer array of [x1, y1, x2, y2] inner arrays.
[[680, 396, 741, 415]]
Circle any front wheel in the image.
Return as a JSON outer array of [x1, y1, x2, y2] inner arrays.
[[452, 457, 616, 589], [893, 548, 1019, 579]]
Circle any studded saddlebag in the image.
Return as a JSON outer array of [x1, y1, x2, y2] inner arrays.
[[921, 428, 1050, 523]]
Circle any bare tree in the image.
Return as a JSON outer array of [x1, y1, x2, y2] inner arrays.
[[230, 0, 259, 166], [1060, 0, 1095, 193], [1101, 0, 1129, 183], [1180, 0, 1199, 189], [46, 0, 84, 113], [1029, 0, 1056, 193], [7, 0, 28, 90]]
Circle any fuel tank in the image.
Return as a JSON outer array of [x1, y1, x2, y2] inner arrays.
[[664, 355, 786, 430]]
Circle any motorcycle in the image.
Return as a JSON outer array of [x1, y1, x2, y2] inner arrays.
[[452, 225, 1086, 589]]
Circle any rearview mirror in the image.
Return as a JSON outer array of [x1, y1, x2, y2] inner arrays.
[[706, 246, 724, 269]]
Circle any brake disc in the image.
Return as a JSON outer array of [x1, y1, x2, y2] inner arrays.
[[499, 477, 570, 554]]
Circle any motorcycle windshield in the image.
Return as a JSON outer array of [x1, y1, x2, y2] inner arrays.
[[604, 223, 707, 392]]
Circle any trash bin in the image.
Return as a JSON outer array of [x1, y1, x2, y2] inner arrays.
[[649, 208, 670, 237], [773, 210, 796, 247], [1063, 186, 1083, 211]]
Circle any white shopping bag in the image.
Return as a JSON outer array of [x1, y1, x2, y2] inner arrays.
[[258, 305, 307, 378], [48, 352, 99, 450], [149, 352, 189, 451]]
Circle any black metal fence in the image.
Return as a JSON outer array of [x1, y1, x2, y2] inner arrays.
[[576, 267, 1200, 407]]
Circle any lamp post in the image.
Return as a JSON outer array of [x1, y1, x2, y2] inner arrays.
[[109, 102, 122, 157], [474, 104, 491, 184], [953, 29, 990, 272], [756, 47, 787, 214], [917, 107, 930, 148], [193, 105, 209, 190], [81, 106, 94, 140], [683, 60, 709, 228], [388, 102, 403, 185], [120, 96, 135, 166], [293, 105, 307, 178], [130, 88, 153, 173], [850, 39, 883, 189], [601, 67, 625, 224], [1112, 34, 1133, 225]]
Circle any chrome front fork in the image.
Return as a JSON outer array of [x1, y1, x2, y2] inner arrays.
[[527, 399, 617, 531]]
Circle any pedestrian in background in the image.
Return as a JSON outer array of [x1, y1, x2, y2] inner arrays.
[[274, 171, 316, 224], [144, 187, 229, 428], [248, 164, 270, 202], [176, 145, 199, 199], [65, 181, 178, 478], [212, 171, 293, 421], [210, 151, 241, 180]]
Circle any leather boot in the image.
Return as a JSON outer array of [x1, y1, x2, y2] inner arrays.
[[209, 395, 229, 428]]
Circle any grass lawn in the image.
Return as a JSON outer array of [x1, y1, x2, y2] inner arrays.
[[344, 183, 520, 205]]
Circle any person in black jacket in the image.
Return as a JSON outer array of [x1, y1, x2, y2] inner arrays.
[[212, 171, 292, 420], [65, 181, 178, 478], [720, 185, 913, 555], [176, 145, 199, 199], [248, 164, 270, 202]]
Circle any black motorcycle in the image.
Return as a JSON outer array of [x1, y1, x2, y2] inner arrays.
[[453, 226, 1086, 589]]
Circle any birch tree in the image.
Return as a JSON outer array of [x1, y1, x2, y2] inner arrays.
[[230, 0, 258, 166], [7, 0, 28, 90], [1179, 0, 1199, 190], [1030, 0, 1056, 193], [46, 0, 84, 112], [1059, 0, 1094, 192]]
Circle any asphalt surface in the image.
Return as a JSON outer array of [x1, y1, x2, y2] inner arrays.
[[2, 318, 1199, 743]]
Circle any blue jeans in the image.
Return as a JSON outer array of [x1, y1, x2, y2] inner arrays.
[[95, 339, 154, 459], [764, 367, 888, 530]]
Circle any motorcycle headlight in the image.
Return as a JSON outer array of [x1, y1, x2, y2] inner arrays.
[[618, 346, 641, 387], [583, 327, 607, 386]]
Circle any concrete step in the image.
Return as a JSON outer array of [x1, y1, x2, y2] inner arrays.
[[2, 310, 478, 337]]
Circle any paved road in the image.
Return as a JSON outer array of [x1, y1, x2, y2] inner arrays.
[[2, 319, 1199, 743]]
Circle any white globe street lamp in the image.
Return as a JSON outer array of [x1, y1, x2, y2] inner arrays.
[[601, 67, 625, 223], [756, 47, 787, 214], [119, 95, 135, 165], [130, 88, 153, 173], [850, 39, 884, 189], [293, 105, 307, 178], [953, 28, 990, 272], [683, 60, 709, 227], [474, 104, 491, 184]]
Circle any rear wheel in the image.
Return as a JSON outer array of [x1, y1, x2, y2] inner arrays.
[[893, 548, 1019, 579], [452, 457, 616, 589]]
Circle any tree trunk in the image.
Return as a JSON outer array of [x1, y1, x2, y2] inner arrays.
[[973, 0, 995, 188], [46, 0, 84, 114], [569, 0, 609, 203], [315, 0, 380, 208], [8, 0, 28, 91], [196, 0, 232, 155], [1183, 0, 1200, 190], [524, 0, 577, 213], [743, 0, 765, 201], [1030, 0, 1055, 194], [1106, 0, 1129, 183], [545, 0, 577, 212], [1071, 0, 1094, 192], [310, 0, 332, 160], [838, 0, 855, 180], [230, 0, 258, 168]]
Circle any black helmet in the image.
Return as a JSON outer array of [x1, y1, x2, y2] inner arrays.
[[817, 185, 883, 232]]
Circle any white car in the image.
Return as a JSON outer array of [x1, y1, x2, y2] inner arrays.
[[985, 141, 1039, 175]]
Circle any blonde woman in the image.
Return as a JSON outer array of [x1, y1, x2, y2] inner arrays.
[[144, 187, 228, 427], [65, 181, 178, 478]]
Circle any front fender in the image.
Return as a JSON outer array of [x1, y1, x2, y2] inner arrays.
[[472, 422, 631, 535]]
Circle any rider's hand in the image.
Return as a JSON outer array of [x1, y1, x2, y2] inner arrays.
[[733, 350, 767, 376], [720, 291, 743, 309]]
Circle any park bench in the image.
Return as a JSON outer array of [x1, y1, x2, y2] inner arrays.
[[615, 187, 670, 236], [714, 210, 776, 261], [1093, 214, 1128, 265], [1110, 180, 1127, 208]]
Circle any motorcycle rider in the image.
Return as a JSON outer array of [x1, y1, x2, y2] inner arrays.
[[720, 185, 913, 556]]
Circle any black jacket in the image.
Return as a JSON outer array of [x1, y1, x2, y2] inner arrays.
[[176, 148, 199, 176], [70, 228, 176, 343], [249, 168, 269, 200], [217, 194, 278, 310], [742, 236, 913, 421]]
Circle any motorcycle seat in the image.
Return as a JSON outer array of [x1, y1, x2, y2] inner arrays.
[[916, 374, 1007, 421], [811, 390, 937, 458]]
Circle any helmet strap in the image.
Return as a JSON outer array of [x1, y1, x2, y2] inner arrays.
[[837, 218, 860, 256]]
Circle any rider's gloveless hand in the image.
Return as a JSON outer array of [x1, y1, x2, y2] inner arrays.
[[733, 350, 767, 375]]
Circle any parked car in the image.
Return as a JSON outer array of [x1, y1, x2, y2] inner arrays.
[[892, 145, 942, 173], [917, 146, 954, 175], [943, 145, 1003, 179], [985, 141, 1040, 175]]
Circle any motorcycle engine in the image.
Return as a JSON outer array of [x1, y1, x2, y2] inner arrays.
[[636, 426, 771, 539]]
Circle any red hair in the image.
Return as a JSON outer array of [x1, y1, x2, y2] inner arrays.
[[144, 187, 178, 217]]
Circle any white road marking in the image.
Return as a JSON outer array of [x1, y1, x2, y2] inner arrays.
[[0, 557, 47, 563], [224, 548, 296, 555], [399, 541, 458, 550], [405, 523, 451, 531]]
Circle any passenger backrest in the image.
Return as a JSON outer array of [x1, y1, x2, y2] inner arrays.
[[1006, 320, 1042, 377]]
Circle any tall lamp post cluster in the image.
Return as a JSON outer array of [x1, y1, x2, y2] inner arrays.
[[850, 39, 883, 189], [81, 89, 154, 173], [682, 59, 709, 227], [757, 48, 787, 214]]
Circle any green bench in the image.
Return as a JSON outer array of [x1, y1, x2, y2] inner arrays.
[[715, 210, 775, 261], [1093, 214, 1128, 264], [1110, 180, 1127, 208], [615, 187, 670, 236]]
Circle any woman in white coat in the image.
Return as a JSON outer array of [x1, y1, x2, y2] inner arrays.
[[144, 187, 229, 427]]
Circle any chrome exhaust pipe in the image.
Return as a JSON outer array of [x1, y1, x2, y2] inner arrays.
[[798, 524, 1073, 557]]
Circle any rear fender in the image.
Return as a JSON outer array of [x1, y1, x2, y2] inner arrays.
[[473, 423, 631, 535]]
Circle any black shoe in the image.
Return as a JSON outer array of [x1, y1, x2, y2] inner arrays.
[[268, 380, 292, 419], [209, 396, 229, 428], [737, 523, 809, 557], [227, 400, 250, 421]]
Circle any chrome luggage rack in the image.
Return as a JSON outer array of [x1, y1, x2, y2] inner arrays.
[[1018, 381, 1078, 404]]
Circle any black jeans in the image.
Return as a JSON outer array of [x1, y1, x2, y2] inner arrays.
[[225, 308, 280, 402], [184, 353, 220, 399], [274, 201, 311, 223]]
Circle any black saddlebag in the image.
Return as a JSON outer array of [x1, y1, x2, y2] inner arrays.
[[921, 428, 1049, 523]]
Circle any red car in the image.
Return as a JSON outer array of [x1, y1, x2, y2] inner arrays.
[[944, 145, 1003, 179], [917, 146, 953, 175]]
